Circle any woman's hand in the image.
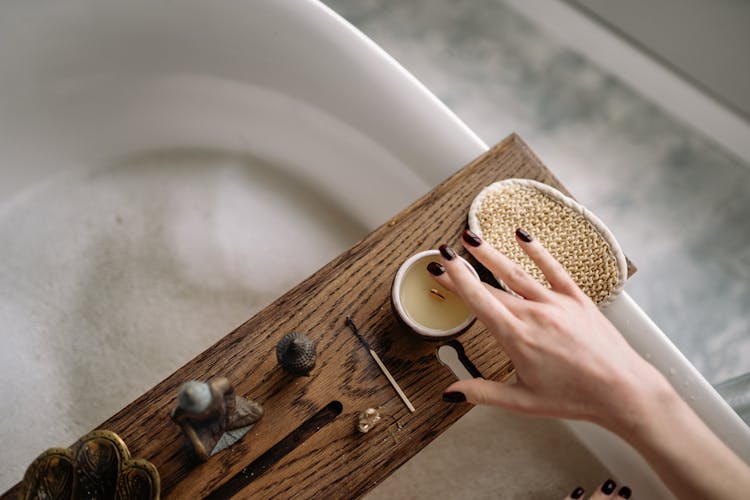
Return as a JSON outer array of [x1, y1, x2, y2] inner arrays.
[[432, 229, 750, 500], [429, 229, 671, 433]]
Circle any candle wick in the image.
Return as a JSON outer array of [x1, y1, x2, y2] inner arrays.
[[429, 288, 446, 302]]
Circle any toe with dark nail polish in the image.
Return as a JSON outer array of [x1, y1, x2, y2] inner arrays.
[[601, 479, 617, 494], [439, 244, 456, 260], [570, 486, 584, 499], [617, 486, 632, 498]]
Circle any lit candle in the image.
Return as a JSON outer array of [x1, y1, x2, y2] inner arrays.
[[392, 249, 478, 339]]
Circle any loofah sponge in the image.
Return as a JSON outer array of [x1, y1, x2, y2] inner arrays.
[[468, 178, 627, 306]]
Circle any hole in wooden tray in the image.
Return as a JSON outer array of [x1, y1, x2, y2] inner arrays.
[[206, 400, 343, 499], [437, 340, 482, 380]]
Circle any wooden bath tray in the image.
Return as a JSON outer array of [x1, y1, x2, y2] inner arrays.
[[4, 134, 634, 499]]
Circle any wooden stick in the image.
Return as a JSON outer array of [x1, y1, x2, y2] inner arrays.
[[368, 348, 416, 413], [346, 316, 416, 413]]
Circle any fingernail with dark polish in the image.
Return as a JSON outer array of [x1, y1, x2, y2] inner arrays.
[[601, 479, 616, 494], [442, 391, 466, 403], [617, 486, 632, 498], [462, 229, 482, 247], [427, 261, 445, 276], [439, 244, 456, 260], [570, 486, 584, 499], [515, 228, 532, 242]]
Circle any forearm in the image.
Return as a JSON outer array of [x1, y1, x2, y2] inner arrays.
[[608, 369, 750, 499], [433, 232, 750, 497]]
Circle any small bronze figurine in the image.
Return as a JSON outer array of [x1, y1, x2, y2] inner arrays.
[[276, 332, 317, 376], [171, 377, 263, 462], [357, 408, 382, 433]]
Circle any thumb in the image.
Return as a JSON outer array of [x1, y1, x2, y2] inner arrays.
[[444, 378, 533, 413]]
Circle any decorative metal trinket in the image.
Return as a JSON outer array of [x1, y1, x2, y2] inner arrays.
[[356, 408, 382, 433], [20, 430, 160, 500], [276, 332, 317, 376], [171, 377, 263, 462]]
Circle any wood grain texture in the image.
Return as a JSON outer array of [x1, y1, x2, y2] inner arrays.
[[3, 134, 635, 499]]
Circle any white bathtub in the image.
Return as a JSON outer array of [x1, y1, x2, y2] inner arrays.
[[0, 1, 747, 496]]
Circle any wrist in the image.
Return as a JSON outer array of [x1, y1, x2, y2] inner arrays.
[[597, 362, 750, 500], [596, 360, 680, 441]]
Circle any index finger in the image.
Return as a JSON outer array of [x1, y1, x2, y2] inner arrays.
[[438, 244, 519, 338], [515, 228, 582, 297]]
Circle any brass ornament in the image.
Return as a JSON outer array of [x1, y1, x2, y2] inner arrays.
[[19, 430, 160, 500], [171, 377, 264, 462], [356, 408, 382, 433]]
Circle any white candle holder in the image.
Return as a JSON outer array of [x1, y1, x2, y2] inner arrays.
[[391, 249, 478, 339]]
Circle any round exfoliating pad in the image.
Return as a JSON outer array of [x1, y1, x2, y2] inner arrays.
[[468, 178, 627, 306]]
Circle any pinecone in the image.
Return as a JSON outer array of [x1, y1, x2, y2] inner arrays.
[[276, 332, 317, 376]]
